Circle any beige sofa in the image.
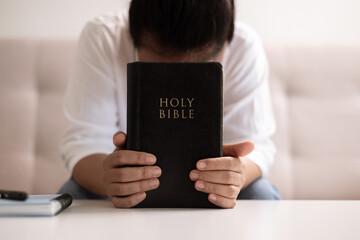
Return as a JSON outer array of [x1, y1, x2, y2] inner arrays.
[[0, 39, 359, 199]]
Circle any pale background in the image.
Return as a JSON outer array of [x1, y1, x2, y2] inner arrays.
[[0, 0, 359, 44]]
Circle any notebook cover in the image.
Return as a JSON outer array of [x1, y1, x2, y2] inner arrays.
[[53, 193, 73, 215], [126, 62, 223, 208], [0, 194, 73, 216]]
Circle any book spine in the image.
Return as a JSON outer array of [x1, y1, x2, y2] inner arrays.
[[53, 193, 73, 215], [126, 63, 140, 151], [219, 65, 224, 157]]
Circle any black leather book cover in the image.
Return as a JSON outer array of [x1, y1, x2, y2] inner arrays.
[[53, 193, 73, 215], [126, 62, 223, 208]]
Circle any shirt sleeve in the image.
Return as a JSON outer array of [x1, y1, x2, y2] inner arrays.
[[223, 24, 276, 177], [60, 21, 119, 173]]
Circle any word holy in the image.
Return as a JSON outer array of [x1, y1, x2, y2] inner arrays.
[[159, 97, 195, 119]]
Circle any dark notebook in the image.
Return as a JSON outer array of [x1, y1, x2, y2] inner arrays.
[[126, 62, 223, 208]]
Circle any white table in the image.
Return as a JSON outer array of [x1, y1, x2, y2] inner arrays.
[[1, 200, 359, 240]]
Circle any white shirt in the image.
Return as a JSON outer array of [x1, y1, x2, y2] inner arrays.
[[60, 11, 276, 177]]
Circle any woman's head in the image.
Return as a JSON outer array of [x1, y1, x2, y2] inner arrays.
[[129, 0, 235, 62]]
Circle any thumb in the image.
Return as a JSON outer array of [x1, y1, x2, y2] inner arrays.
[[223, 141, 255, 157], [113, 131, 127, 150]]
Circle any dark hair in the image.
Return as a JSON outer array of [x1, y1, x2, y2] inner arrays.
[[129, 0, 235, 59]]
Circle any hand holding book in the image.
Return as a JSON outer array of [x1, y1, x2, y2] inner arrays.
[[102, 131, 162, 208], [189, 141, 255, 208], [105, 131, 255, 208]]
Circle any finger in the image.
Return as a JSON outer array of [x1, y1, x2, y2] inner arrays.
[[108, 166, 162, 182], [108, 150, 157, 168], [208, 193, 237, 209], [189, 170, 242, 186], [194, 180, 241, 199], [113, 131, 126, 150], [196, 157, 244, 173], [223, 142, 255, 157], [111, 192, 147, 208], [108, 178, 160, 196]]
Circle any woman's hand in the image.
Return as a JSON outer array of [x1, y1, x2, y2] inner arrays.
[[189, 142, 255, 208]]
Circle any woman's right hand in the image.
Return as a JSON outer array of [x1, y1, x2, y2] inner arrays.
[[102, 131, 162, 208]]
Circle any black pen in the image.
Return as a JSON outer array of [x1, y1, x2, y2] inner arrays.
[[0, 190, 28, 201]]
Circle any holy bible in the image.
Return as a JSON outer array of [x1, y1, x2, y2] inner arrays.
[[126, 62, 223, 208]]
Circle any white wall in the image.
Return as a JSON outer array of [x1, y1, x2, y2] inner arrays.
[[0, 0, 359, 44], [0, 0, 130, 39], [236, 0, 360, 44]]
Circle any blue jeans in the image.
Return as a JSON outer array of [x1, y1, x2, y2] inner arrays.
[[58, 177, 282, 200]]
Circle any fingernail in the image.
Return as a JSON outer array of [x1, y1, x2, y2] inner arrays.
[[190, 172, 199, 180], [198, 162, 206, 169], [149, 179, 158, 187], [210, 195, 217, 201], [152, 168, 161, 176], [147, 156, 156, 164], [138, 192, 146, 200], [197, 182, 205, 189]]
